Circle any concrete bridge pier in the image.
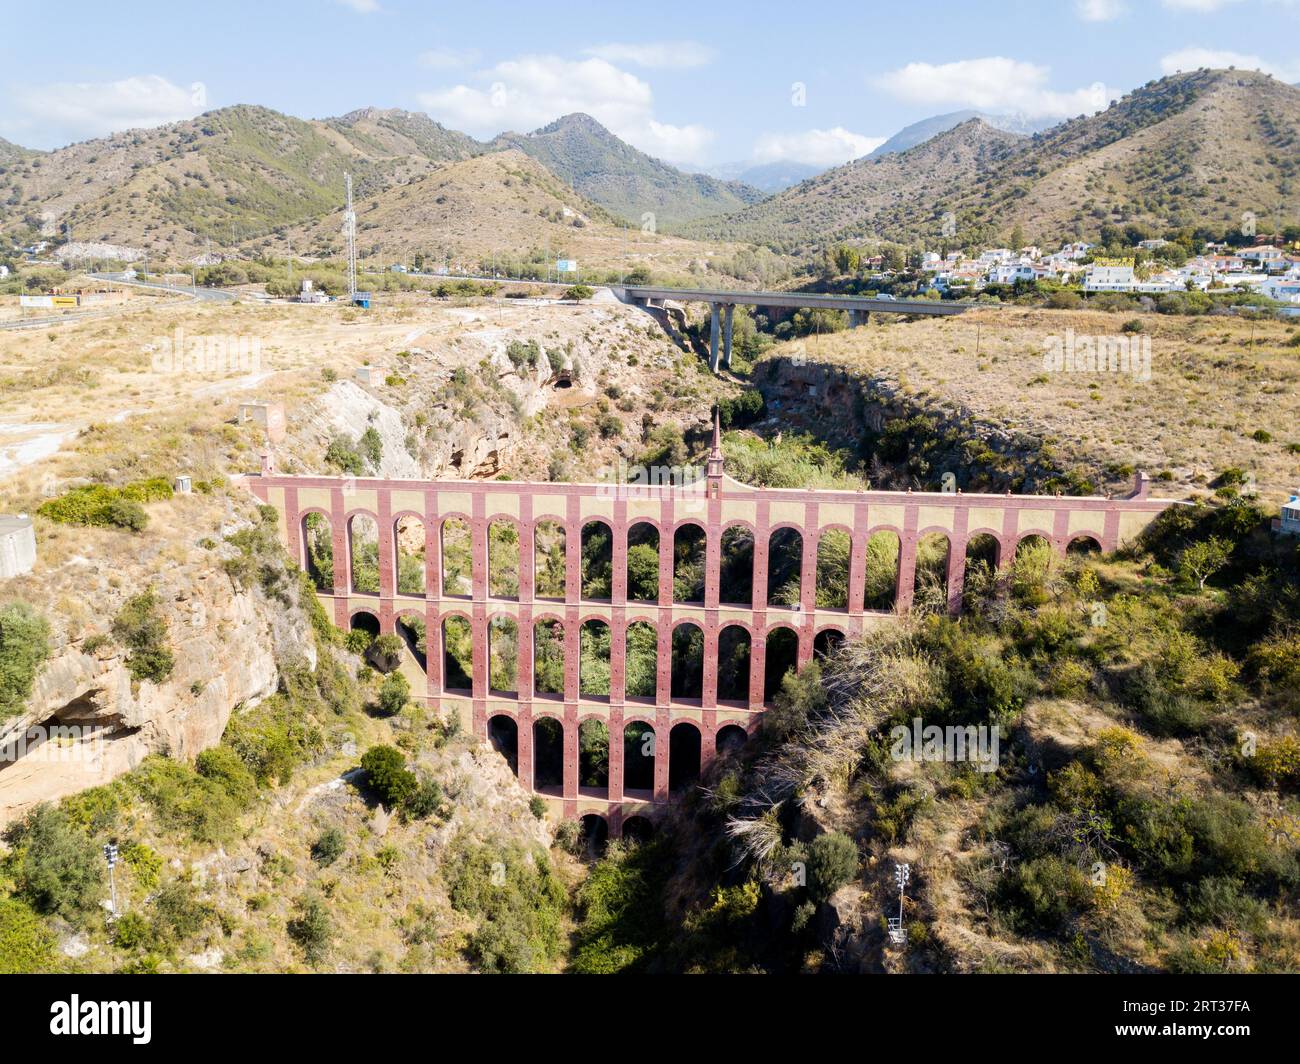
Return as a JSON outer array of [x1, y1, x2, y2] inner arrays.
[[708, 302, 721, 372], [722, 303, 735, 370], [849, 309, 869, 328]]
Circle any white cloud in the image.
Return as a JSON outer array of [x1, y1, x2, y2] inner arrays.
[[418, 47, 480, 69], [418, 54, 714, 164], [1076, 0, 1127, 20], [873, 56, 1114, 119], [1160, 46, 1300, 80], [3, 74, 205, 148], [752, 128, 886, 167], [582, 41, 715, 69], [335, 0, 380, 12], [1161, 0, 1243, 10]]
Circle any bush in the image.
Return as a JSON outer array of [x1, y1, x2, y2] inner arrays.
[[764, 662, 826, 742], [310, 826, 346, 866], [1, 804, 104, 918], [360, 745, 417, 807], [111, 588, 174, 684], [128, 755, 241, 844], [806, 831, 859, 902], [562, 285, 594, 302], [0, 601, 50, 720], [0, 897, 57, 973], [287, 893, 334, 965], [375, 670, 410, 716], [195, 746, 258, 807], [403, 779, 445, 821], [36, 476, 171, 531], [999, 855, 1092, 932]]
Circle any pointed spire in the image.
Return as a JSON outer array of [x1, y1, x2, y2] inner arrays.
[[707, 405, 724, 480]]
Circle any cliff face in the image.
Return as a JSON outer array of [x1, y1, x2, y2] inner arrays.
[[0, 508, 317, 826]]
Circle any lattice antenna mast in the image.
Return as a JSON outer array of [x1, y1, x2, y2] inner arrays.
[[343, 172, 357, 303]]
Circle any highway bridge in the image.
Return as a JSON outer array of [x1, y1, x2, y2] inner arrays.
[[611, 285, 978, 372]]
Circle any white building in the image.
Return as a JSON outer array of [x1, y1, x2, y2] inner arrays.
[[1084, 264, 1136, 292], [1280, 492, 1300, 536]]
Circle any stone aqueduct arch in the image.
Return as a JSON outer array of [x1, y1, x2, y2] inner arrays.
[[247, 426, 1173, 836]]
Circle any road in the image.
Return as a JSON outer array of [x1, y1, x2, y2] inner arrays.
[[89, 272, 240, 302]]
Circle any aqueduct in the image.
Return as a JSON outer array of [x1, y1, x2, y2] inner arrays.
[[246, 417, 1175, 837]]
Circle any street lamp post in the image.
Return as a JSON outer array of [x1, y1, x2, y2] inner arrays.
[[888, 862, 911, 945], [103, 842, 120, 916]]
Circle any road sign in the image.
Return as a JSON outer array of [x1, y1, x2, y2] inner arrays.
[[556, 259, 577, 273]]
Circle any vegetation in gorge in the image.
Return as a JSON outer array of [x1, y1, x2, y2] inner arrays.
[[566, 495, 1300, 973]]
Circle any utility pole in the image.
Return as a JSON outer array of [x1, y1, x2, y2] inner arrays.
[[343, 172, 357, 304]]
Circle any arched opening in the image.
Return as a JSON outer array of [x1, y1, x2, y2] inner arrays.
[[488, 616, 518, 695], [766, 527, 803, 607], [349, 610, 380, 640], [814, 628, 845, 661], [488, 715, 518, 776], [764, 626, 799, 702], [488, 520, 520, 598], [672, 524, 707, 604], [442, 616, 472, 692], [533, 618, 565, 697], [581, 521, 613, 600], [349, 513, 380, 594], [816, 528, 851, 608], [863, 530, 900, 611], [670, 622, 704, 700], [719, 525, 754, 606], [621, 815, 654, 843], [580, 619, 611, 697], [716, 625, 752, 703], [716, 724, 748, 757], [1068, 535, 1102, 557], [579, 813, 609, 858], [578, 719, 609, 791], [440, 518, 472, 598], [913, 532, 951, 615], [963, 533, 1001, 612], [302, 512, 334, 593], [622, 722, 656, 794], [669, 722, 702, 793], [1013, 534, 1054, 606], [625, 522, 661, 602], [395, 515, 425, 596], [532, 716, 564, 792], [623, 620, 658, 701], [533, 520, 566, 599], [395, 613, 427, 673]]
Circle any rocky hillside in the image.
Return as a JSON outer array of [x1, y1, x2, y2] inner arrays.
[[490, 113, 764, 228], [685, 119, 1023, 252], [689, 70, 1300, 251]]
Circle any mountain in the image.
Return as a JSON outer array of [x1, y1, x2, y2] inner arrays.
[[0, 136, 40, 165], [687, 70, 1300, 251], [866, 109, 1042, 159], [709, 160, 826, 192], [489, 113, 765, 228], [0, 105, 482, 257], [684, 118, 1023, 251], [275, 148, 734, 278], [322, 107, 482, 166]]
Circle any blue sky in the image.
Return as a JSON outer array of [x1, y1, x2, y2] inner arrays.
[[0, 0, 1297, 166]]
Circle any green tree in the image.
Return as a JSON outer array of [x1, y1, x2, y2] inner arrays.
[[807, 831, 859, 902], [2, 804, 104, 918], [1179, 536, 1231, 591], [0, 601, 50, 720], [376, 671, 410, 716], [360, 745, 417, 807]]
